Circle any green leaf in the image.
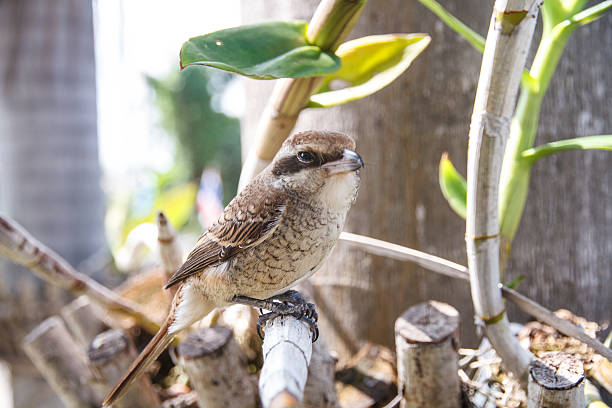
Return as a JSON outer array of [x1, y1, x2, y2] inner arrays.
[[505, 274, 525, 290], [307, 34, 430, 108], [180, 21, 341, 79], [439, 153, 467, 219], [521, 135, 612, 163], [417, 0, 485, 52]]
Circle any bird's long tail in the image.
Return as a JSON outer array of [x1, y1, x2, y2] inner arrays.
[[102, 315, 175, 407]]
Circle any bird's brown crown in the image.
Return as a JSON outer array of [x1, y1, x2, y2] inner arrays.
[[283, 130, 356, 152]]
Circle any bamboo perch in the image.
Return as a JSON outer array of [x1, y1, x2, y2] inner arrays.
[[178, 326, 257, 408], [238, 0, 367, 188], [259, 315, 313, 408], [303, 338, 340, 408], [0, 215, 159, 333], [527, 352, 584, 408], [465, 0, 542, 381], [339, 231, 612, 363], [88, 329, 161, 408], [23, 316, 102, 408], [156, 211, 183, 298], [61, 295, 111, 347], [395, 301, 461, 408]]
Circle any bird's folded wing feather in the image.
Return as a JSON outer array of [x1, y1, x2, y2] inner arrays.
[[164, 184, 286, 288]]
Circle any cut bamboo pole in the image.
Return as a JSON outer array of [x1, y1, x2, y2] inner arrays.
[[177, 326, 257, 408], [303, 338, 339, 408], [527, 352, 584, 408], [61, 295, 111, 347], [22, 316, 102, 408], [339, 232, 612, 363], [0, 215, 159, 333], [465, 0, 542, 381], [156, 211, 183, 298], [159, 391, 198, 408], [88, 329, 160, 408], [395, 301, 461, 408], [238, 0, 367, 189], [259, 315, 313, 408]]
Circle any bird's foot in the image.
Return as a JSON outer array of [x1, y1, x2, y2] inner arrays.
[[231, 291, 319, 342]]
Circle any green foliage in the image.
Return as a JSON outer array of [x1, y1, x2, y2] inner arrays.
[[439, 153, 467, 219], [148, 66, 241, 206], [308, 34, 431, 108], [521, 135, 612, 163], [180, 21, 341, 79]]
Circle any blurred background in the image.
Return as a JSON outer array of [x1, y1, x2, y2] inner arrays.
[[0, 0, 610, 407]]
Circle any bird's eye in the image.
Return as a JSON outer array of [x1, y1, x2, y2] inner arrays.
[[297, 151, 316, 164]]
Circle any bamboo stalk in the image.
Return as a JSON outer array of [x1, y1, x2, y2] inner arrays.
[[259, 315, 313, 408], [88, 329, 161, 408], [395, 301, 461, 408], [238, 0, 367, 188], [178, 326, 257, 408], [527, 352, 584, 408], [465, 0, 542, 381], [0, 215, 159, 333], [338, 232, 612, 363], [23, 316, 102, 407], [156, 211, 183, 298]]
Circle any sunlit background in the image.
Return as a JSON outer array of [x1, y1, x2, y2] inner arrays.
[[95, 0, 244, 269]]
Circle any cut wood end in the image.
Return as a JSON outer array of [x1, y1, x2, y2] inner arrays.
[[178, 326, 233, 359], [87, 330, 128, 365], [22, 316, 64, 345], [269, 390, 300, 408], [395, 301, 459, 344], [530, 352, 584, 390]]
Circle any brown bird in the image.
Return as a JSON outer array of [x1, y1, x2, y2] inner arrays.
[[103, 130, 362, 407]]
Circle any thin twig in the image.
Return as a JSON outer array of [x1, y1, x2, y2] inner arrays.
[[0, 215, 159, 333], [339, 231, 612, 363], [465, 0, 542, 381]]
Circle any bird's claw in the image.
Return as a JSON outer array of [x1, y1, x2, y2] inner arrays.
[[255, 291, 319, 342]]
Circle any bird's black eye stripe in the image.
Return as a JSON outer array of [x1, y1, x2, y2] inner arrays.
[[297, 151, 316, 164]]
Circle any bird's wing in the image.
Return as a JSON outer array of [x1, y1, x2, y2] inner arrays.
[[164, 184, 286, 289]]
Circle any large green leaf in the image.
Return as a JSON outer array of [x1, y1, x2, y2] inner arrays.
[[180, 21, 341, 79], [521, 135, 612, 162], [307, 34, 430, 108], [439, 153, 467, 219]]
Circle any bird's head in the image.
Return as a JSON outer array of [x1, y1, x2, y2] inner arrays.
[[269, 130, 363, 210]]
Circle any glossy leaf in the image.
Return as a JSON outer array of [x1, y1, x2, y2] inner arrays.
[[521, 135, 612, 163], [307, 34, 430, 108], [180, 21, 341, 79], [439, 153, 467, 219]]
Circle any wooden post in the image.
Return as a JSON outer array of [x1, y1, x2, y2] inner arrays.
[[156, 211, 183, 298], [22, 316, 102, 408], [303, 338, 339, 408], [395, 301, 461, 408], [177, 325, 257, 408], [61, 295, 111, 347], [159, 391, 198, 408], [87, 329, 160, 408], [527, 352, 584, 408], [259, 315, 313, 408]]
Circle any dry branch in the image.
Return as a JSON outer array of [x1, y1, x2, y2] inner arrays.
[[527, 352, 584, 408], [395, 301, 461, 408], [465, 0, 542, 381], [61, 295, 111, 347], [339, 232, 612, 363], [238, 0, 366, 188], [178, 326, 257, 408], [156, 211, 183, 298], [0, 214, 159, 333], [259, 315, 313, 408], [88, 329, 160, 408], [23, 316, 102, 408]]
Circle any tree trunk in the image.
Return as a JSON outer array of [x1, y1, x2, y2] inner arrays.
[[0, 0, 104, 406], [241, 0, 486, 360], [240, 0, 611, 361]]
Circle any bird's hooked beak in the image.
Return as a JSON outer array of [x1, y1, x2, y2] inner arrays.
[[322, 149, 363, 175]]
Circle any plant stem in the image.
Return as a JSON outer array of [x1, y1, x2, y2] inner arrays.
[[466, 0, 541, 382], [238, 0, 367, 189]]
